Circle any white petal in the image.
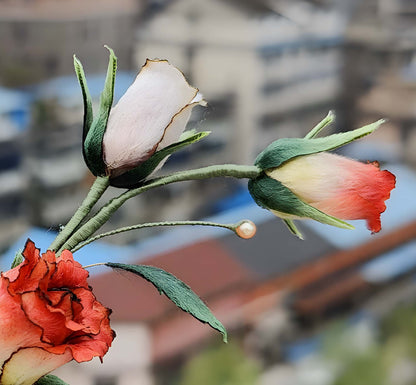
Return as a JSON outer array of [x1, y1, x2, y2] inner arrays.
[[0, 347, 72, 385], [156, 92, 206, 151], [190, 91, 207, 105], [103, 59, 200, 172], [147, 102, 200, 176]]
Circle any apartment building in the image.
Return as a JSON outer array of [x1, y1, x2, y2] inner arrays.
[[341, 0, 416, 164], [0, 0, 141, 86]]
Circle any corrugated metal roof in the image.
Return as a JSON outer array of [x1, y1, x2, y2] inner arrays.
[[91, 239, 254, 322]]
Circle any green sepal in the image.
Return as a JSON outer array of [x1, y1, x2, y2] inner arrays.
[[283, 219, 304, 240], [255, 119, 385, 170], [304, 110, 335, 139], [178, 128, 203, 141], [73, 55, 93, 142], [248, 174, 354, 230], [110, 131, 211, 188], [83, 46, 117, 176], [35, 375, 69, 385], [106, 262, 227, 342], [11, 249, 24, 268]]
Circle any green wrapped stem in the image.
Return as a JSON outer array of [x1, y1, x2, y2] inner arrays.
[[49, 176, 110, 252]]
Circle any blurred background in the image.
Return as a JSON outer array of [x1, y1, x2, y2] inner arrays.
[[1, 0, 416, 384]]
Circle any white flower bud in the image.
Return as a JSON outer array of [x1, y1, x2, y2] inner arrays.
[[103, 59, 206, 176]]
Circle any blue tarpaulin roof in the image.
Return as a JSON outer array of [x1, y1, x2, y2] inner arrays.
[[33, 71, 136, 108], [0, 87, 31, 115]]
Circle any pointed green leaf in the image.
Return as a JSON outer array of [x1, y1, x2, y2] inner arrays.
[[73, 55, 93, 140], [110, 131, 211, 188], [83, 46, 118, 176], [106, 262, 227, 342], [74, 55, 94, 173], [255, 119, 385, 170], [35, 375, 69, 385], [283, 219, 304, 240], [304, 110, 335, 139], [248, 175, 354, 230]]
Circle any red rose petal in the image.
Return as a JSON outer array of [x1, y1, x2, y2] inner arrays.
[[0, 241, 115, 383]]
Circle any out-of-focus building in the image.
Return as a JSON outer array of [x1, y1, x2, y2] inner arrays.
[[0, 0, 144, 247], [341, 0, 416, 165], [0, 87, 30, 250], [132, 0, 348, 223], [0, 0, 142, 87], [0, 0, 352, 247], [135, 0, 347, 166], [13, 0, 349, 239]]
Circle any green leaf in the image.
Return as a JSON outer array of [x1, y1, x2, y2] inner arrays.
[[110, 131, 211, 188], [248, 175, 354, 230], [106, 262, 227, 342], [255, 119, 385, 170], [73, 55, 93, 141], [304, 110, 335, 139], [283, 219, 304, 240], [83, 46, 118, 176], [35, 375, 69, 385]]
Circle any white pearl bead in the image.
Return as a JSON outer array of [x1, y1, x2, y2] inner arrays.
[[236, 220, 256, 239]]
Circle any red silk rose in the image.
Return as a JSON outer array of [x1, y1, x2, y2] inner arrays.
[[0, 240, 114, 385]]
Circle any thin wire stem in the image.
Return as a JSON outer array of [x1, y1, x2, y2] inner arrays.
[[59, 164, 261, 253], [71, 220, 243, 253], [82, 262, 106, 269]]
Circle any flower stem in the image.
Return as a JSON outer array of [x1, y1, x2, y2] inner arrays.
[[71, 220, 247, 253], [49, 176, 110, 252], [59, 164, 261, 252], [83, 262, 106, 269]]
